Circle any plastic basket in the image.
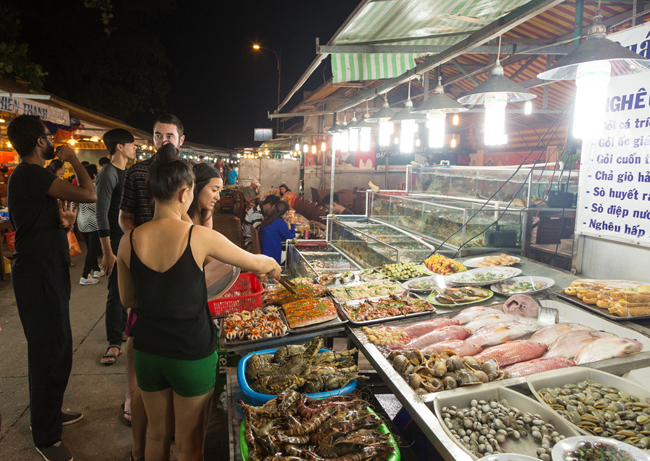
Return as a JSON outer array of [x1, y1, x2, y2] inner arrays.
[[237, 347, 357, 406], [209, 273, 263, 318], [5, 231, 15, 252]]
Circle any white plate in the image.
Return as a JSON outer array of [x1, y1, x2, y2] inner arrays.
[[491, 276, 555, 295], [478, 455, 540, 461], [464, 255, 521, 268], [551, 436, 650, 461], [401, 275, 449, 292], [445, 267, 522, 286]]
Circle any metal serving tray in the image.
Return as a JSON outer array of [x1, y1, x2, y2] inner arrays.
[[336, 293, 437, 326], [285, 312, 348, 334], [218, 311, 290, 348], [555, 290, 650, 321]]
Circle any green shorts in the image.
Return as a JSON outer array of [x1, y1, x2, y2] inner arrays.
[[134, 349, 218, 397]]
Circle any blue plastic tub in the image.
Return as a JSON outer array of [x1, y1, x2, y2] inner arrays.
[[237, 347, 357, 406]]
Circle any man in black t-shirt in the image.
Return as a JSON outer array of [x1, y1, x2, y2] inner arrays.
[[7, 115, 97, 461]]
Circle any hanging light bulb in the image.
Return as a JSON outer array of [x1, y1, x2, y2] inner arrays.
[[354, 102, 376, 152], [294, 142, 300, 151], [452, 114, 459, 126], [338, 113, 349, 153], [367, 95, 396, 147], [414, 73, 466, 149], [303, 144, 309, 153], [348, 112, 359, 152], [458, 36, 535, 146], [311, 145, 317, 154], [389, 79, 427, 154], [321, 141, 327, 152], [537, 2, 650, 139], [451, 137, 457, 148], [524, 100, 533, 115], [415, 137, 421, 147]]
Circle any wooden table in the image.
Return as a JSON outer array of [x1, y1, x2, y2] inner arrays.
[[0, 219, 13, 281], [530, 242, 572, 270]]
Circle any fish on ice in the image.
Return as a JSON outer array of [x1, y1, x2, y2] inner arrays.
[[574, 337, 643, 365], [528, 323, 594, 346], [422, 340, 483, 357], [467, 322, 538, 347], [502, 357, 575, 377], [545, 330, 615, 359], [474, 340, 548, 367], [390, 325, 471, 351]]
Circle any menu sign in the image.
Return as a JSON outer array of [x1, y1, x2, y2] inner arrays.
[[575, 23, 650, 247]]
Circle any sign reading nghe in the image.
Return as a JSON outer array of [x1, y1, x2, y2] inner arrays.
[[254, 128, 273, 142]]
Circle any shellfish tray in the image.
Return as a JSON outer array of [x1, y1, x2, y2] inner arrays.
[[335, 293, 438, 326], [218, 309, 291, 347]]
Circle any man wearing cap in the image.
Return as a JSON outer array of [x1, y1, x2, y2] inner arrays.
[[243, 178, 261, 205]]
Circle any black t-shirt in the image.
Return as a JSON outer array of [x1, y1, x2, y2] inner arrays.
[[342, 208, 353, 215], [95, 163, 126, 241], [8, 162, 70, 272]]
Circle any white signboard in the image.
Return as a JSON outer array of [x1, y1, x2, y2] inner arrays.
[[0, 96, 70, 125], [575, 23, 650, 247]]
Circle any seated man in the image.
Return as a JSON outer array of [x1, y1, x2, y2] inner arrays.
[[311, 193, 353, 230], [243, 194, 280, 247], [242, 178, 261, 205]]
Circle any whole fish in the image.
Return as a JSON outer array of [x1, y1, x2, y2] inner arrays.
[[465, 313, 520, 334], [528, 323, 594, 346], [422, 340, 483, 357], [545, 330, 616, 359], [467, 322, 538, 347], [453, 306, 504, 324], [503, 295, 540, 318], [402, 318, 461, 338], [502, 357, 575, 377], [390, 325, 471, 351], [474, 340, 548, 367], [574, 337, 643, 365]]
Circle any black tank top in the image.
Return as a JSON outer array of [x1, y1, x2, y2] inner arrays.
[[130, 225, 216, 360]]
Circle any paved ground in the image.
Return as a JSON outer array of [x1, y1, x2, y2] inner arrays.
[[0, 210, 238, 460]]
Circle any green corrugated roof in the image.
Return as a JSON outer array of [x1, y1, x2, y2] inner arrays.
[[331, 0, 532, 82]]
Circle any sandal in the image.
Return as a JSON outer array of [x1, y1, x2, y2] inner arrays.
[[121, 403, 132, 427], [130, 452, 144, 461], [101, 346, 122, 365]]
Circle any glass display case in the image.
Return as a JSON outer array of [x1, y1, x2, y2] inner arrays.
[[330, 219, 434, 265], [406, 165, 578, 209], [369, 192, 526, 254], [286, 243, 363, 279]]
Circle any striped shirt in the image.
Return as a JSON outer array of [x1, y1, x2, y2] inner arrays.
[[74, 184, 99, 233], [120, 156, 155, 227]]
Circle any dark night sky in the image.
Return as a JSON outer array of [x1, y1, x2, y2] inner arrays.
[[127, 1, 358, 149]]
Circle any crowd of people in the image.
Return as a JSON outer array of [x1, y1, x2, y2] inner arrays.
[[6, 113, 281, 461]]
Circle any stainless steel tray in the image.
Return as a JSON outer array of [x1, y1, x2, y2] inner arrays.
[[336, 294, 437, 326], [555, 290, 650, 321], [285, 311, 348, 334], [218, 310, 290, 347]]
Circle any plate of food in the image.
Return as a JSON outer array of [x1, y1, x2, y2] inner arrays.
[[551, 436, 650, 461], [424, 254, 467, 275], [379, 262, 431, 281], [445, 267, 522, 286], [426, 286, 493, 306], [491, 276, 555, 295], [402, 276, 446, 292], [281, 297, 339, 330], [464, 254, 521, 268]]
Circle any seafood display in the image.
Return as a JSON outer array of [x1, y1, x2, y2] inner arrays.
[[422, 340, 484, 357], [447, 267, 522, 286], [467, 322, 539, 347], [403, 318, 460, 336], [474, 340, 548, 367], [428, 287, 493, 306], [503, 357, 576, 377], [536, 380, 650, 449], [263, 281, 327, 306], [493, 276, 553, 295], [528, 324, 594, 346], [472, 254, 520, 267], [424, 254, 467, 275], [574, 338, 643, 365], [223, 307, 288, 343], [546, 331, 616, 359], [390, 325, 471, 351], [465, 313, 520, 333], [361, 326, 409, 346], [440, 398, 567, 459], [330, 281, 405, 303], [379, 262, 429, 280], [503, 294, 540, 318], [564, 280, 650, 317], [453, 306, 505, 324], [388, 349, 507, 394], [281, 298, 338, 329], [238, 390, 396, 461], [562, 440, 635, 461], [245, 338, 366, 395], [340, 294, 436, 323]]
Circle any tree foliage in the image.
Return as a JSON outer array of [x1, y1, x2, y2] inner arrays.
[[1, 0, 175, 119]]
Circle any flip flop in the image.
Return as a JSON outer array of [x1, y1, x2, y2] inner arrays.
[[101, 346, 122, 365], [121, 403, 132, 427]]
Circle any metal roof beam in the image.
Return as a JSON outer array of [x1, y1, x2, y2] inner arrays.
[[335, 0, 566, 113], [268, 108, 562, 119], [441, 54, 532, 87], [318, 44, 576, 55]]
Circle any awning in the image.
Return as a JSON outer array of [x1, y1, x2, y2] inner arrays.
[[330, 0, 533, 82]]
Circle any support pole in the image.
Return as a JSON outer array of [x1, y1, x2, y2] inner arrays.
[[574, 0, 584, 45]]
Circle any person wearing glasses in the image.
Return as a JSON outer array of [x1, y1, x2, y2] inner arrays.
[[7, 115, 97, 461]]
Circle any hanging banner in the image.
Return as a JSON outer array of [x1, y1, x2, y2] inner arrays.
[[0, 96, 70, 125], [575, 22, 650, 246]]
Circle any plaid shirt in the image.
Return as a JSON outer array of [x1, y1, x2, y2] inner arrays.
[[120, 156, 155, 227]]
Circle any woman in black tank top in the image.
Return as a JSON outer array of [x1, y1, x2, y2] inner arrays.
[[116, 143, 280, 461]]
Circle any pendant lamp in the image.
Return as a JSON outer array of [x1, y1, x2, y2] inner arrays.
[[389, 80, 427, 154], [366, 95, 396, 147], [537, 3, 650, 139], [415, 74, 467, 148], [353, 103, 377, 152], [347, 113, 360, 152]]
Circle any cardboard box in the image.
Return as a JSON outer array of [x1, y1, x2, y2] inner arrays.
[[560, 239, 573, 252]]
